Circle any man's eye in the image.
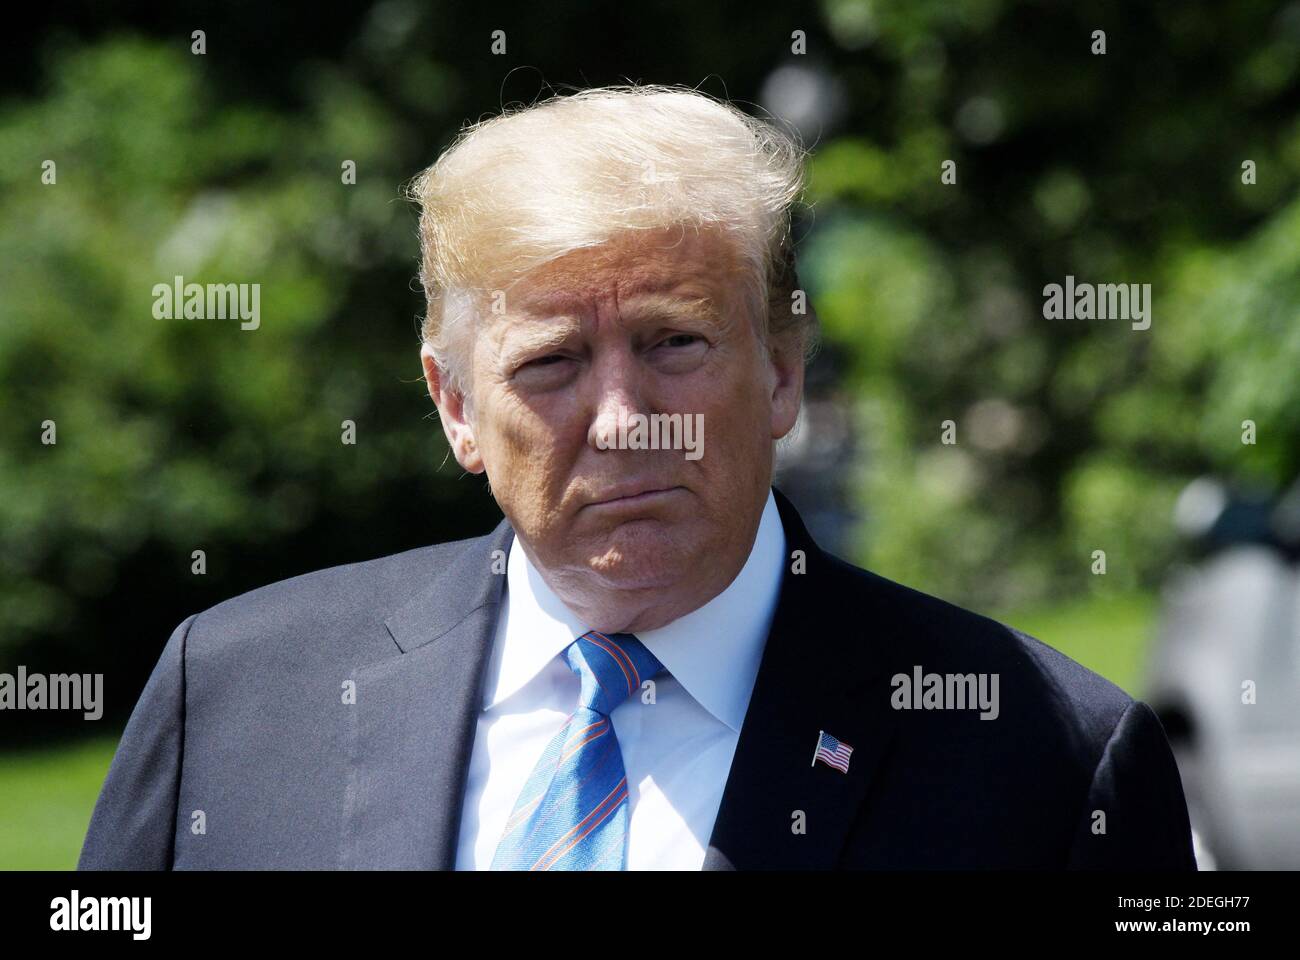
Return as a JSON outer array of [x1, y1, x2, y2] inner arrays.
[[512, 353, 577, 388], [661, 334, 700, 348], [525, 354, 568, 368]]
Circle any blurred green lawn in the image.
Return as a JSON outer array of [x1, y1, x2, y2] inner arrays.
[[990, 591, 1157, 700], [0, 592, 1156, 869], [0, 735, 118, 869]]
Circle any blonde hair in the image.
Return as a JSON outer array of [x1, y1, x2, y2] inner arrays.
[[405, 84, 814, 395]]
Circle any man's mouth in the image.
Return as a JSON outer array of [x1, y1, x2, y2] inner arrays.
[[585, 484, 685, 509]]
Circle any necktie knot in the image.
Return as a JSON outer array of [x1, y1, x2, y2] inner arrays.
[[565, 631, 663, 716]]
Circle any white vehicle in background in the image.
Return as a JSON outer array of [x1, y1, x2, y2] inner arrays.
[[1145, 477, 1300, 869]]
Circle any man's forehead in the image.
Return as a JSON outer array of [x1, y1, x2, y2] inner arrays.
[[507, 284, 722, 324], [504, 227, 742, 316]]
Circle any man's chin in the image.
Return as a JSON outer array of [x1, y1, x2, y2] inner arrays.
[[579, 521, 698, 591]]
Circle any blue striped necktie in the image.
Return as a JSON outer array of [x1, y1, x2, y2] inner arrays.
[[490, 630, 664, 871]]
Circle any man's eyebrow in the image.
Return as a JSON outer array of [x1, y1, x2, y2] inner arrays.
[[618, 292, 721, 322], [500, 322, 582, 357]]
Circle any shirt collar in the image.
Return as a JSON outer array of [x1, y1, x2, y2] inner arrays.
[[483, 488, 786, 732]]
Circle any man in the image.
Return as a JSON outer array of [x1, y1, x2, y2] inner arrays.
[[79, 85, 1196, 870]]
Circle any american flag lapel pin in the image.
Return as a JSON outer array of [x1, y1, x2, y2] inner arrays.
[[811, 729, 854, 773]]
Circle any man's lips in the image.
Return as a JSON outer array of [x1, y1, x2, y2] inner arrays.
[[584, 485, 685, 509]]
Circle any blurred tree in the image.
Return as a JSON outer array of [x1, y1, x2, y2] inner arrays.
[[0, 36, 500, 735], [802, 0, 1300, 610]]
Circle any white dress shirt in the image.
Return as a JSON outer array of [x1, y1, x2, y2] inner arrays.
[[454, 488, 787, 870]]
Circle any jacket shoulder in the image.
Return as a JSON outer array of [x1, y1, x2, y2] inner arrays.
[[818, 550, 1138, 751], [810, 552, 1193, 869], [184, 529, 500, 656]]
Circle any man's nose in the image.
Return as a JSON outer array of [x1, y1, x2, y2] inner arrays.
[[588, 357, 649, 450]]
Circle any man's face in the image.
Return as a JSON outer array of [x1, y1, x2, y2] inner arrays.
[[423, 225, 803, 633]]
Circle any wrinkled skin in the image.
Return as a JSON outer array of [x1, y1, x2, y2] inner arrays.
[[422, 225, 803, 633]]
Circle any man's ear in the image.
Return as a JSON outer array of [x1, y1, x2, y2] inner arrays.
[[420, 342, 484, 474], [768, 332, 805, 441]]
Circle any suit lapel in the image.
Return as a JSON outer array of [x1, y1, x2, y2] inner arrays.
[[702, 487, 898, 870], [341, 519, 515, 870]]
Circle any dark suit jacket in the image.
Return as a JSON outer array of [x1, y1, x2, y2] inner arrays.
[[78, 487, 1196, 870]]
